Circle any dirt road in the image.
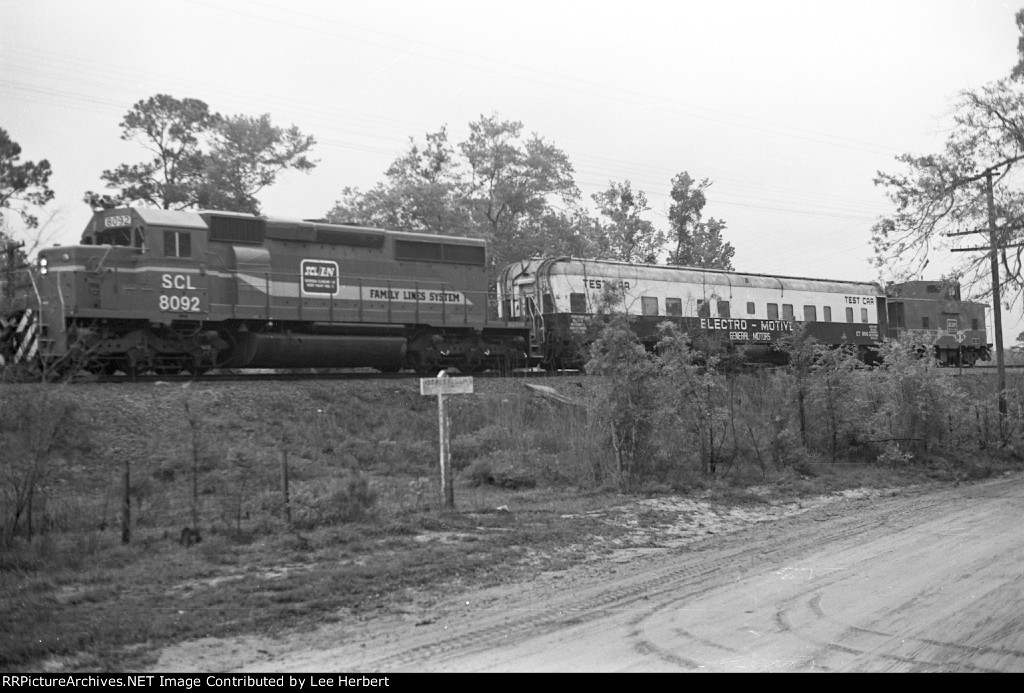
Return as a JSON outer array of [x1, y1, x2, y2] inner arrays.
[[153, 474, 1024, 672]]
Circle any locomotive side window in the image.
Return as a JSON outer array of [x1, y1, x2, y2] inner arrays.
[[666, 298, 682, 316], [542, 294, 554, 313], [973, 318, 979, 330], [718, 300, 730, 318], [846, 307, 854, 323], [861, 308, 868, 323], [782, 304, 794, 320], [570, 293, 586, 313], [642, 296, 659, 316], [697, 299, 710, 318], [768, 303, 779, 319], [164, 231, 192, 258], [803, 305, 816, 322], [922, 316, 930, 329], [746, 302, 755, 315], [823, 306, 832, 321]]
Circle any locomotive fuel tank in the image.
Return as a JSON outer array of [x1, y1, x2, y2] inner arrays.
[[221, 331, 407, 370]]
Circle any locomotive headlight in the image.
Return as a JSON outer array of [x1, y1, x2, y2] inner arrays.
[[61, 253, 70, 262], [39, 257, 48, 275]]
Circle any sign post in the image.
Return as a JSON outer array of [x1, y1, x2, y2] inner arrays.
[[420, 371, 474, 509]]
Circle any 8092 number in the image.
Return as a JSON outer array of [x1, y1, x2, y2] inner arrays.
[[159, 295, 202, 312]]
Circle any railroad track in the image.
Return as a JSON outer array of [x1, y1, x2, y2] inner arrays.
[[82, 367, 576, 385]]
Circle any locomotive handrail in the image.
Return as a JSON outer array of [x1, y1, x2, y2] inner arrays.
[[87, 246, 114, 274]]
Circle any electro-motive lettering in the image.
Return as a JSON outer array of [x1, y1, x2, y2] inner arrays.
[[700, 318, 794, 333]]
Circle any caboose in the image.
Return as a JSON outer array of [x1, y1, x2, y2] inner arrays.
[[496, 256, 887, 369], [1, 206, 528, 376], [884, 280, 991, 366]]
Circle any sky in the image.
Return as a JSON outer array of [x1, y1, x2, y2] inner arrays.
[[3, 0, 1023, 344]]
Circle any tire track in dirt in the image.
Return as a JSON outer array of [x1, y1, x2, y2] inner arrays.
[[272, 482, 984, 671], [628, 475, 1024, 673]]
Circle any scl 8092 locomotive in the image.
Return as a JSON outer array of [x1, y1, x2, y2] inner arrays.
[[495, 256, 992, 369], [0, 206, 529, 376]]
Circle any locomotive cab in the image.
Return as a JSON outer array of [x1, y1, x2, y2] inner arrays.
[[885, 280, 991, 366]]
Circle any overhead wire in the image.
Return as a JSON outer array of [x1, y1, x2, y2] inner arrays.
[[2, 1, 915, 238]]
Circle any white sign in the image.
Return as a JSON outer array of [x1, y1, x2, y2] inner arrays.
[[420, 377, 474, 396]]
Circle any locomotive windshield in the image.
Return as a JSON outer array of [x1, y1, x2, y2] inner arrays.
[[84, 226, 144, 248]]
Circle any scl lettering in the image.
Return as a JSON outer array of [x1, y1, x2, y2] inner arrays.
[[161, 274, 196, 290]]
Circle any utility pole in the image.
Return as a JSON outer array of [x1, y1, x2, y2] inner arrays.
[[984, 168, 1008, 438], [950, 166, 1016, 443]]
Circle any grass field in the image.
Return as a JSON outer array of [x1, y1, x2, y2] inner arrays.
[[1, 368, 1022, 671]]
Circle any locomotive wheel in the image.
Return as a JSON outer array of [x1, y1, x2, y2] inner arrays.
[[185, 361, 210, 376], [153, 366, 182, 376], [411, 352, 441, 376]]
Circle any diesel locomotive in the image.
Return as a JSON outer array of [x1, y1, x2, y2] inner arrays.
[[884, 280, 991, 367], [0, 206, 529, 377]]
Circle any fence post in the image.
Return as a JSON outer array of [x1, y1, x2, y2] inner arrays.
[[281, 449, 291, 525], [121, 460, 130, 544]]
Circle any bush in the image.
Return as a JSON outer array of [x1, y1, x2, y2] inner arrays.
[[288, 472, 377, 529], [0, 386, 94, 546], [463, 451, 537, 489]]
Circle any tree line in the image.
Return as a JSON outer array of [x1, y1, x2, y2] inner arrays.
[[1, 97, 735, 277]]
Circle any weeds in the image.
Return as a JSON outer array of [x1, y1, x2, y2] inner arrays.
[[1, 338, 1022, 671]]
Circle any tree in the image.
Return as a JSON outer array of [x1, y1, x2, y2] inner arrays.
[[460, 114, 581, 270], [591, 181, 665, 263], [1011, 8, 1024, 81], [1011, 330, 1024, 357], [200, 114, 317, 214], [666, 171, 735, 269], [326, 127, 474, 235], [327, 114, 596, 274], [0, 128, 54, 230], [94, 94, 218, 210], [93, 94, 316, 213], [873, 12, 1024, 308]]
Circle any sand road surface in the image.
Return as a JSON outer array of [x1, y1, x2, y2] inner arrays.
[[152, 474, 1024, 673]]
